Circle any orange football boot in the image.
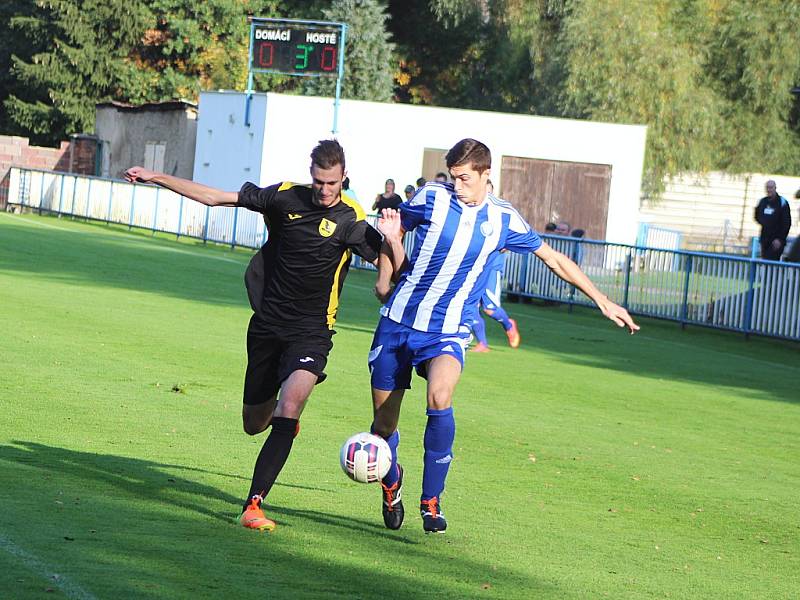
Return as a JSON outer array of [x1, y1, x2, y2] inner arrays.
[[240, 496, 276, 532]]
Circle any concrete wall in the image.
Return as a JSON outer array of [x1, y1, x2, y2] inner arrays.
[[96, 104, 197, 180], [640, 172, 800, 250], [192, 93, 267, 190], [193, 91, 647, 245]]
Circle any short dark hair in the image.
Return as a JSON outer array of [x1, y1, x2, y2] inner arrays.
[[544, 222, 557, 232], [445, 138, 491, 173], [416, 177, 426, 187], [310, 139, 345, 172], [404, 185, 415, 194], [571, 228, 585, 238], [435, 172, 448, 180]]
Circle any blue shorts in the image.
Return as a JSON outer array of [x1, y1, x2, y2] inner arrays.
[[368, 317, 471, 391]]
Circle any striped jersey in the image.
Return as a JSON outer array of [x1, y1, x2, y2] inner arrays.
[[383, 183, 542, 333]]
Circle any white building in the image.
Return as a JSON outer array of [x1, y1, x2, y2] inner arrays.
[[193, 91, 647, 245]]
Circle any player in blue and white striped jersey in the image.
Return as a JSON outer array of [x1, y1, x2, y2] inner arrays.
[[368, 139, 639, 534]]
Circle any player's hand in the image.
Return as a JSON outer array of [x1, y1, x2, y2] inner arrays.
[[124, 166, 157, 183], [377, 208, 402, 242], [599, 299, 640, 335]]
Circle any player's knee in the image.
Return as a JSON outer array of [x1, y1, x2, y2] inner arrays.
[[427, 388, 453, 411]]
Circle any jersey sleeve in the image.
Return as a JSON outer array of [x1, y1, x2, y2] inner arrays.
[[237, 182, 282, 213], [344, 220, 383, 263], [504, 210, 542, 253], [399, 187, 429, 231]]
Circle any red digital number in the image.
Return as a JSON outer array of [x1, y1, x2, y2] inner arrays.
[[259, 42, 274, 68], [321, 46, 337, 71]]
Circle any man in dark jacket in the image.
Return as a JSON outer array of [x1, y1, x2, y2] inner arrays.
[[754, 180, 791, 260]]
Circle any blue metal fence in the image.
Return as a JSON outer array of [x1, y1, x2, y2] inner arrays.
[[7, 167, 800, 342]]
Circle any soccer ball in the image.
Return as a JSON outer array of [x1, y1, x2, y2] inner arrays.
[[340, 432, 392, 484]]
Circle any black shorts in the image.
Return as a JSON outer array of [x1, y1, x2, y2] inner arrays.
[[243, 315, 334, 406]]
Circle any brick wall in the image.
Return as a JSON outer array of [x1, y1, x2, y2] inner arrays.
[[0, 134, 97, 209]]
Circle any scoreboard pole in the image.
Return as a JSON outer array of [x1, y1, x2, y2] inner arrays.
[[331, 23, 347, 134], [244, 17, 347, 134]]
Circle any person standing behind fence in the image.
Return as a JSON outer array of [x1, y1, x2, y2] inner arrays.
[[373, 179, 403, 212], [754, 180, 791, 261]]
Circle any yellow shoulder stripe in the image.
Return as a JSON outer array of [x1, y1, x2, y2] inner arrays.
[[278, 181, 296, 191], [340, 191, 366, 221]]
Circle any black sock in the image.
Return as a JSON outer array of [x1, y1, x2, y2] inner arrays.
[[243, 417, 298, 512]]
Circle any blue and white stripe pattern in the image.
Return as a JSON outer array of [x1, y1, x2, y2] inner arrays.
[[384, 183, 542, 333]]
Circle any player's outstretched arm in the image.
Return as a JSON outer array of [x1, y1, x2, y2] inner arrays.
[[533, 243, 640, 334], [123, 167, 238, 207]]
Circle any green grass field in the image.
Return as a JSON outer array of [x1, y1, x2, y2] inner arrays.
[[1, 211, 798, 599]]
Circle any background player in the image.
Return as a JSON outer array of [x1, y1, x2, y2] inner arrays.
[[467, 249, 520, 352], [125, 140, 383, 533], [369, 139, 638, 534]]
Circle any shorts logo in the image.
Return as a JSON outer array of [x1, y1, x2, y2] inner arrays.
[[319, 218, 337, 237], [299, 357, 314, 363], [480, 221, 493, 237], [441, 344, 455, 353], [288, 213, 303, 220], [368, 345, 383, 363]]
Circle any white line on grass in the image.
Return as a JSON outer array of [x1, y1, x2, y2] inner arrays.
[[0, 534, 97, 600]]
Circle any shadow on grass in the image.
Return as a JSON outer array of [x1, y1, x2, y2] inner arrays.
[[0, 440, 554, 599]]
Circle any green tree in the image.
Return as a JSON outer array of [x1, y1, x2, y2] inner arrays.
[[301, 0, 396, 102], [4, 0, 150, 144]]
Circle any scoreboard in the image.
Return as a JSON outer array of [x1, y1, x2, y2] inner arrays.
[[250, 21, 343, 76]]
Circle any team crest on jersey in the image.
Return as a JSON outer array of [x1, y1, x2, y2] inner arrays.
[[480, 221, 494, 237], [318, 218, 337, 237]]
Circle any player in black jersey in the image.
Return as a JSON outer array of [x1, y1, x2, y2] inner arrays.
[[125, 140, 383, 531]]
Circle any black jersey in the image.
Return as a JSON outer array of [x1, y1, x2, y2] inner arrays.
[[238, 181, 382, 330]]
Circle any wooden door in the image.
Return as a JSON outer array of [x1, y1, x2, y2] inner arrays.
[[500, 156, 611, 239]]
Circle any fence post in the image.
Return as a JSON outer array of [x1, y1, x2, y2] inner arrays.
[[176, 195, 184, 240], [38, 171, 45, 215], [85, 178, 93, 220], [230, 207, 239, 249], [128, 185, 136, 230], [203, 205, 211, 244], [680, 254, 693, 329], [743, 259, 757, 339], [57, 174, 65, 215], [70, 175, 78, 218], [152, 187, 160, 235], [622, 252, 632, 309], [106, 181, 114, 224]]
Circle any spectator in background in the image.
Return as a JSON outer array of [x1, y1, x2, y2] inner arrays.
[[416, 177, 426, 188], [434, 172, 449, 183], [403, 185, 415, 201], [544, 222, 557, 233], [786, 188, 800, 262], [570, 228, 586, 266], [555, 221, 571, 236], [754, 180, 791, 260], [373, 178, 403, 212]]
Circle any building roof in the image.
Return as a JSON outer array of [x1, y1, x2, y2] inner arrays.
[[96, 100, 197, 112]]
